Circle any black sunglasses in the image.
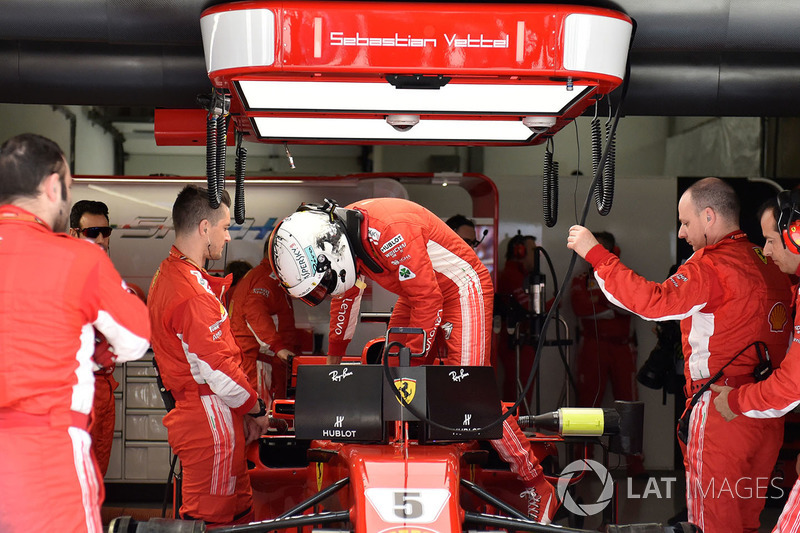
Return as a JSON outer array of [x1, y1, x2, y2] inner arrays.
[[78, 226, 113, 238]]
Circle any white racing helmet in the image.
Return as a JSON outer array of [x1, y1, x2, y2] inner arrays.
[[269, 203, 358, 306]]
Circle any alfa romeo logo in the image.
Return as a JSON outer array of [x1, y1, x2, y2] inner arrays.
[[556, 459, 614, 516]]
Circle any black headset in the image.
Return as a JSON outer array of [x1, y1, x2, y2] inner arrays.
[[777, 190, 800, 255]]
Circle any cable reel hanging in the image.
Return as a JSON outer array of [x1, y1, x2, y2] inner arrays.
[[233, 131, 248, 224], [593, 99, 616, 216], [205, 88, 231, 209], [542, 137, 559, 227]]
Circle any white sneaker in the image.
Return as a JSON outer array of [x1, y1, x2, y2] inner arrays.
[[520, 480, 557, 524]]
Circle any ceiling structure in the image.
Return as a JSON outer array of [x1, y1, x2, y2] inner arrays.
[[1, 0, 800, 117]]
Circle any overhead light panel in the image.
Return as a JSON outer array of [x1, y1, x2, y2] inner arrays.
[[252, 117, 540, 143], [236, 80, 594, 116]]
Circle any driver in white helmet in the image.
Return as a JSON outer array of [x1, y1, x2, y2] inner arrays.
[[269, 197, 558, 524]]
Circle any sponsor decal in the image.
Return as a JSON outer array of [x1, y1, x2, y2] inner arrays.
[[462, 414, 472, 426], [334, 415, 344, 428], [384, 242, 407, 259], [368, 227, 381, 245], [769, 302, 788, 333], [291, 243, 312, 280], [329, 368, 354, 382], [399, 266, 416, 281], [440, 322, 453, 340], [449, 368, 469, 382], [393, 378, 417, 405], [754, 247, 768, 264], [316, 463, 324, 492], [668, 272, 688, 288], [252, 288, 269, 297], [391, 254, 412, 266], [304, 245, 318, 272], [321, 429, 358, 438], [380, 233, 405, 254], [334, 298, 353, 335]]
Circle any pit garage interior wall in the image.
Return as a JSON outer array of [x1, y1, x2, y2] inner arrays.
[[0, 104, 776, 471]]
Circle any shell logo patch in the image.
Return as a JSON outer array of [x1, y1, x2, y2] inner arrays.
[[769, 302, 788, 333]]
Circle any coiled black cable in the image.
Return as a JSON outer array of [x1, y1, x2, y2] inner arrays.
[[216, 113, 230, 196], [593, 101, 615, 216], [206, 114, 220, 209], [234, 140, 247, 225], [543, 138, 558, 227]]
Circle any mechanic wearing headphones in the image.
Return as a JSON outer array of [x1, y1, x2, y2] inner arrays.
[[0, 134, 150, 533], [148, 185, 268, 526], [567, 177, 792, 533], [270, 197, 558, 524], [495, 234, 538, 404], [712, 191, 800, 531]]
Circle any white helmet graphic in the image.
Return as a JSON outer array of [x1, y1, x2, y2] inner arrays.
[[269, 201, 357, 306]]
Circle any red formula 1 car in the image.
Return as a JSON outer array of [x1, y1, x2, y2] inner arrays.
[[112, 347, 699, 533]]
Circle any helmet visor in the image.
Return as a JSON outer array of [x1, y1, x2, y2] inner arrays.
[[298, 265, 338, 306]]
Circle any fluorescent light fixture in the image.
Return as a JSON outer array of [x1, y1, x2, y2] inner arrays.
[[252, 116, 539, 143], [238, 80, 593, 116]]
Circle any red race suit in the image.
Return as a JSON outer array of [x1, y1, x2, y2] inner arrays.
[[0, 205, 150, 533], [89, 357, 118, 477], [148, 246, 258, 525], [585, 231, 792, 533], [570, 271, 638, 408], [727, 275, 800, 533], [229, 257, 301, 406], [327, 198, 547, 487]]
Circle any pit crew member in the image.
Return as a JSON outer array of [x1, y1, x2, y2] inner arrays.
[[230, 240, 301, 406], [712, 193, 800, 533], [269, 197, 558, 524], [148, 185, 268, 526], [69, 199, 119, 477], [567, 177, 792, 533], [0, 134, 150, 533]]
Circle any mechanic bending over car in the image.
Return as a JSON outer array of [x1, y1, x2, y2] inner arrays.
[[269, 197, 558, 525], [0, 134, 151, 533], [712, 192, 800, 532], [148, 185, 271, 526], [567, 177, 793, 533]]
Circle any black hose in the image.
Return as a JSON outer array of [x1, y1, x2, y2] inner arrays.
[[206, 114, 220, 209], [216, 113, 230, 196], [511, 20, 636, 424], [602, 114, 616, 213], [234, 143, 247, 224], [593, 102, 615, 216], [543, 138, 558, 227]]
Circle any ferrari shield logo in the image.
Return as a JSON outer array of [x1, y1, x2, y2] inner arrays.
[[393, 378, 417, 405], [754, 247, 768, 264]]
